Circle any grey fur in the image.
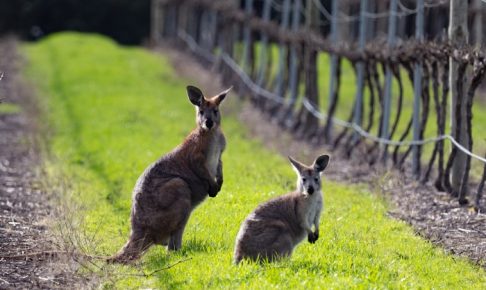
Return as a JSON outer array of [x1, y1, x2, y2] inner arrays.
[[234, 155, 329, 263], [108, 86, 230, 263]]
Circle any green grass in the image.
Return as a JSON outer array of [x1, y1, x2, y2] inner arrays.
[[0, 102, 22, 114], [24, 32, 486, 289]]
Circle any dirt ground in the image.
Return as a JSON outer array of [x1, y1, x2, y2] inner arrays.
[[162, 45, 486, 269], [0, 39, 83, 289]]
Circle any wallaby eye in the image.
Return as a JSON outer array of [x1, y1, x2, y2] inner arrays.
[[198, 110, 203, 115], [214, 109, 219, 114], [314, 178, 318, 182], [302, 178, 306, 182]]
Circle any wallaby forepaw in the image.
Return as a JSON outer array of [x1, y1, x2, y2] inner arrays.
[[208, 188, 218, 197], [216, 176, 223, 188], [208, 183, 221, 197], [308, 232, 318, 244]]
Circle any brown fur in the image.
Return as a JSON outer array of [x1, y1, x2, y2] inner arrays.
[[234, 155, 329, 264], [108, 86, 230, 263]]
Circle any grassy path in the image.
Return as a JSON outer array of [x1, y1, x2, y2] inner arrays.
[[24, 32, 485, 289]]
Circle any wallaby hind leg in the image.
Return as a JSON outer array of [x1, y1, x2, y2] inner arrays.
[[235, 223, 293, 263], [152, 178, 192, 251], [168, 216, 190, 251], [107, 230, 153, 264], [267, 233, 293, 261], [154, 235, 170, 246], [253, 225, 293, 262]]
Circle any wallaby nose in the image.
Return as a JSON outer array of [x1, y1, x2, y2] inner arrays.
[[307, 187, 314, 195], [205, 119, 213, 129]]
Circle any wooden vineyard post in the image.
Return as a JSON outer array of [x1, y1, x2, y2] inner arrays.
[[449, 0, 469, 195], [255, 0, 272, 109], [323, 0, 341, 141], [279, 0, 302, 128], [242, 0, 254, 74], [151, 0, 162, 44], [256, 0, 271, 87], [297, 0, 320, 139], [220, 0, 239, 87], [473, 0, 483, 47], [412, 0, 425, 177], [381, 0, 398, 163], [271, 0, 291, 113], [352, 0, 369, 145]]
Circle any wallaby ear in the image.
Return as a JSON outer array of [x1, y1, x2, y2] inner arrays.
[[214, 86, 232, 105], [187, 85, 204, 107], [288, 156, 305, 175], [313, 155, 330, 172]]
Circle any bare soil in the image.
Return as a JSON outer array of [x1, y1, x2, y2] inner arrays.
[[0, 39, 83, 289], [161, 45, 486, 269]]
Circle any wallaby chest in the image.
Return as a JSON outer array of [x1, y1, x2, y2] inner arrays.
[[206, 132, 225, 178], [300, 192, 322, 228]]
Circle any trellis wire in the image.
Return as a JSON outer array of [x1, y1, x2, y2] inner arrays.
[[312, 0, 449, 23], [159, 0, 486, 208], [178, 29, 486, 164]]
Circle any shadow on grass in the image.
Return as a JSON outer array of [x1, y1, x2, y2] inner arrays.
[[179, 238, 216, 255], [201, 267, 265, 287], [287, 260, 325, 274], [142, 238, 213, 267]]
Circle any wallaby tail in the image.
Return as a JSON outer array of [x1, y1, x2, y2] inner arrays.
[[233, 255, 242, 265], [106, 234, 152, 264], [233, 247, 243, 265]]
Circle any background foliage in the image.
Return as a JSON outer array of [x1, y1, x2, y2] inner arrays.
[[0, 0, 150, 44]]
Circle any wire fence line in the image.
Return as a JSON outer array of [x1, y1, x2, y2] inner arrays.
[[156, 0, 486, 208], [180, 28, 486, 163], [161, 0, 478, 64], [313, 0, 448, 23]]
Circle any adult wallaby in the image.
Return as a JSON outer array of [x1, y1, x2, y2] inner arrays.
[[108, 85, 230, 263], [234, 154, 329, 264]]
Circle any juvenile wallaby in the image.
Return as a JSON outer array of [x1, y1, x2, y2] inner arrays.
[[234, 154, 330, 264], [108, 85, 230, 263]]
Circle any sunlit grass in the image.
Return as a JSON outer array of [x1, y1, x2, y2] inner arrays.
[[0, 102, 22, 114], [24, 32, 486, 289]]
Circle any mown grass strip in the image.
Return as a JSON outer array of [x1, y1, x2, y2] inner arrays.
[[24, 32, 486, 289]]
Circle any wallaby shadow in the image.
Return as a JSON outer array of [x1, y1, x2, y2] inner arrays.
[[208, 266, 265, 286], [140, 238, 213, 265], [284, 259, 326, 275], [178, 238, 218, 255]]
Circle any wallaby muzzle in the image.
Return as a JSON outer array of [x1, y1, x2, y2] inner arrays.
[[205, 119, 214, 130], [307, 187, 314, 195]]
